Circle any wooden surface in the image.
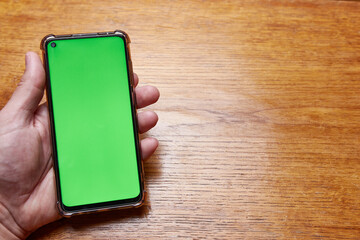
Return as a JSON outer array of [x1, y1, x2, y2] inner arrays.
[[1, 0, 360, 239]]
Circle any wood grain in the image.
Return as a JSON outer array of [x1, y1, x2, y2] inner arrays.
[[1, 0, 360, 239]]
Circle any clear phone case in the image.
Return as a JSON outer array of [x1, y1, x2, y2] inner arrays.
[[41, 30, 145, 217]]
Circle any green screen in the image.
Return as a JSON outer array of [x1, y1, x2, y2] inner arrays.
[[47, 36, 140, 207]]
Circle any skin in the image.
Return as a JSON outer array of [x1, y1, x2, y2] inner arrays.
[[0, 52, 160, 239]]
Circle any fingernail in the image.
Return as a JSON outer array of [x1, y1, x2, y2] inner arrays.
[[25, 52, 31, 68]]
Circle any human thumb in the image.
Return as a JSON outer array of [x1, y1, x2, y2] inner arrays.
[[3, 52, 45, 120]]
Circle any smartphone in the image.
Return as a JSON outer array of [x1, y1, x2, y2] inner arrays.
[[41, 30, 144, 217]]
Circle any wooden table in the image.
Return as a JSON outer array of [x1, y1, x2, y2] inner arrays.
[[1, 0, 360, 239]]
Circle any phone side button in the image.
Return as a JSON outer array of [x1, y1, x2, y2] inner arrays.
[[129, 60, 134, 86], [128, 45, 132, 61]]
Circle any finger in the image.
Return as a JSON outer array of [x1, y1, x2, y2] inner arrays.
[[4, 52, 45, 118], [133, 73, 139, 87], [137, 111, 158, 134], [34, 102, 50, 140], [140, 137, 159, 160], [135, 86, 160, 109], [35, 102, 49, 125]]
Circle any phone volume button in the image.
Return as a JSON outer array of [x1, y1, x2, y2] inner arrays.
[[127, 45, 132, 61], [129, 59, 134, 86]]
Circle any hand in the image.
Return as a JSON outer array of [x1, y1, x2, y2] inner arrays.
[[0, 52, 160, 239]]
